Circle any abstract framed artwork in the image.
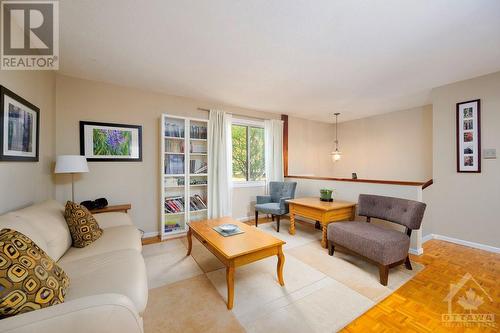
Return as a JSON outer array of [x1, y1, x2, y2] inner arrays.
[[456, 99, 481, 173], [0, 86, 40, 162], [80, 121, 142, 161]]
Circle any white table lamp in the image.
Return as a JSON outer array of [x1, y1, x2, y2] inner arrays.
[[55, 155, 89, 202]]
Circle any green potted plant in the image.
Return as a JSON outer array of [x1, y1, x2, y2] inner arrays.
[[320, 188, 334, 202]]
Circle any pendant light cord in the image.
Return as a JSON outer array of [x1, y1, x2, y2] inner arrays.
[[334, 112, 340, 150]]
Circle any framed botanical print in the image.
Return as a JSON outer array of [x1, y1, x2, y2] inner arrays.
[[0, 86, 40, 162], [456, 99, 481, 173], [80, 121, 142, 161]]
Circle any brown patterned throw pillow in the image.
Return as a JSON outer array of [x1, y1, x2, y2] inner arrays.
[[64, 201, 103, 248], [0, 228, 70, 318]]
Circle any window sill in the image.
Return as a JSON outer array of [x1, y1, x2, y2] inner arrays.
[[233, 181, 266, 188]]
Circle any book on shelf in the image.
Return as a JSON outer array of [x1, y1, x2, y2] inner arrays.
[[164, 223, 181, 233], [165, 122, 184, 138], [165, 155, 184, 174], [190, 160, 207, 174], [164, 214, 182, 232], [164, 196, 185, 213], [190, 141, 207, 154], [189, 194, 207, 211], [164, 195, 206, 213], [165, 140, 184, 153], [190, 124, 207, 139]]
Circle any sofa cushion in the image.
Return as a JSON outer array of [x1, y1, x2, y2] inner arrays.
[[0, 213, 49, 255], [60, 250, 148, 314], [93, 212, 134, 229], [64, 202, 103, 248], [11, 201, 72, 262], [58, 225, 142, 264], [328, 221, 410, 265], [0, 229, 70, 318]]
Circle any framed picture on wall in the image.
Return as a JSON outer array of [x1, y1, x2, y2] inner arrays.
[[0, 86, 40, 162], [456, 99, 480, 173], [80, 121, 142, 161]]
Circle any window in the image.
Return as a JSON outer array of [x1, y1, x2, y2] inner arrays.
[[232, 120, 265, 184]]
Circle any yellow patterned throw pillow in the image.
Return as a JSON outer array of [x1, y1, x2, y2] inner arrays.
[[64, 201, 103, 248], [0, 228, 70, 318]]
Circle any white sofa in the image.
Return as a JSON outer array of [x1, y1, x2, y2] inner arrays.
[[0, 201, 148, 333]]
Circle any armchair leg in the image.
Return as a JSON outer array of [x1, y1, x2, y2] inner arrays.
[[404, 256, 412, 270], [272, 215, 275, 221], [276, 215, 280, 232], [328, 241, 335, 256], [255, 210, 258, 227], [378, 264, 389, 286]]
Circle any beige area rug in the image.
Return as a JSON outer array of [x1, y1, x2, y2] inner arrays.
[[143, 238, 203, 289], [142, 221, 424, 332]]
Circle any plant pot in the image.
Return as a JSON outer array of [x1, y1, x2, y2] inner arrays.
[[320, 189, 334, 201]]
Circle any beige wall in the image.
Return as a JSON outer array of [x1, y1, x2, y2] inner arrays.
[[288, 117, 333, 176], [333, 106, 433, 181], [55, 75, 279, 234], [0, 71, 56, 214], [424, 71, 500, 248], [288, 106, 433, 182]]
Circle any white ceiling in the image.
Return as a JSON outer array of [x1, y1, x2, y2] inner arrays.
[[59, 0, 500, 122]]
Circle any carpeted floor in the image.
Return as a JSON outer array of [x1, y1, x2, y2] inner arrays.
[[142, 220, 423, 333]]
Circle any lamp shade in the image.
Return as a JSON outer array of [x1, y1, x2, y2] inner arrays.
[[331, 150, 342, 162], [54, 155, 89, 174]]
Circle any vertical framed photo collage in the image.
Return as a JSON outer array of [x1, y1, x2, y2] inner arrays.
[[456, 99, 481, 173]]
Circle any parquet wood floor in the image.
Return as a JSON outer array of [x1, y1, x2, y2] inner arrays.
[[343, 239, 499, 332], [143, 218, 499, 332]]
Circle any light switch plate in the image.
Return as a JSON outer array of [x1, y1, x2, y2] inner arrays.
[[483, 148, 496, 159]]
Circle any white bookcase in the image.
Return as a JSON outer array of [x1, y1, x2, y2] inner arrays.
[[160, 114, 209, 240]]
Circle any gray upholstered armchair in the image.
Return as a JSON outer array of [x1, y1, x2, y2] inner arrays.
[[327, 194, 426, 286], [255, 181, 297, 232]]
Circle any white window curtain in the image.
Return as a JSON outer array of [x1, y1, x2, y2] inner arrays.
[[264, 119, 284, 186], [208, 110, 233, 218]]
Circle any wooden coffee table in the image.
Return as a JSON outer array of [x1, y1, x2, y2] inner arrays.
[[186, 217, 286, 310], [286, 197, 356, 248]]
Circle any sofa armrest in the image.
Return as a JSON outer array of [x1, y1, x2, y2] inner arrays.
[[93, 212, 134, 229], [0, 294, 143, 333], [256, 195, 272, 204]]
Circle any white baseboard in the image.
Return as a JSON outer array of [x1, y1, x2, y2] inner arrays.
[[423, 233, 500, 254], [422, 233, 434, 243], [409, 247, 423, 255], [142, 231, 159, 238], [236, 214, 268, 222]]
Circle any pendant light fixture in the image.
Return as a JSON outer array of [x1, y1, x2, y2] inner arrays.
[[331, 113, 342, 162]]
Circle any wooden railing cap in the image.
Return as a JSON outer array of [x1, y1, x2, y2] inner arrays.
[[285, 175, 434, 189]]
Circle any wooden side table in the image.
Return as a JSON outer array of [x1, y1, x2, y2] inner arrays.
[[286, 197, 356, 248], [90, 204, 131, 214]]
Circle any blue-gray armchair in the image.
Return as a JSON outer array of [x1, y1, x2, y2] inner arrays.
[[255, 181, 297, 232]]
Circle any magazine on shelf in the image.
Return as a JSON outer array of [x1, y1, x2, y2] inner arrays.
[[190, 160, 207, 174], [189, 194, 207, 211], [164, 196, 185, 213]]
